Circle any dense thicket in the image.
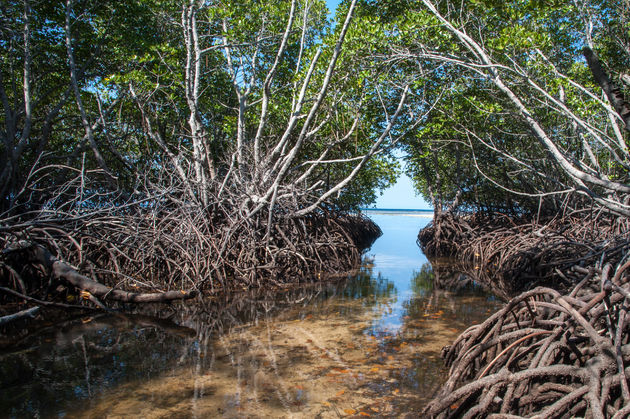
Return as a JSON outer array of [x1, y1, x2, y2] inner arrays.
[[0, 0, 413, 312], [0, 0, 408, 215], [384, 0, 630, 217], [389, 1, 630, 416], [397, 0, 630, 296], [3, 0, 630, 416]]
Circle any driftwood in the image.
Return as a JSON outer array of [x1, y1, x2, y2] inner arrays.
[[0, 306, 39, 326], [424, 260, 630, 418], [0, 241, 198, 333], [18, 242, 198, 303], [0, 241, 197, 309]]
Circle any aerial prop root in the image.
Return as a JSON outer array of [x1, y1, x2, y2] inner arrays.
[[424, 260, 630, 418]]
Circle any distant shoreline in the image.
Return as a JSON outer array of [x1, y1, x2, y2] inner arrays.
[[361, 208, 434, 218]]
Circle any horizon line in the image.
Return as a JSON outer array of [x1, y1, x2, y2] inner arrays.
[[361, 208, 433, 212]]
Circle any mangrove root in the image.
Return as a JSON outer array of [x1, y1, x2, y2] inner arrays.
[[423, 259, 630, 418], [418, 211, 630, 295]]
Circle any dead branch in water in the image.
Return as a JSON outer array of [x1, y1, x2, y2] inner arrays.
[[424, 259, 630, 418], [4, 242, 197, 303], [0, 306, 40, 326]]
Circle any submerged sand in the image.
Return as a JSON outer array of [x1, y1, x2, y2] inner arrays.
[[69, 292, 496, 418]]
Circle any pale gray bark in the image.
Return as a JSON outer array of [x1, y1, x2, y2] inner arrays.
[[253, 0, 297, 168], [182, 1, 212, 205], [417, 0, 630, 216]]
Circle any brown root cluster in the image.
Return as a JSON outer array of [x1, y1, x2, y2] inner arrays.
[[0, 172, 381, 319], [0, 208, 378, 317], [423, 260, 630, 418], [418, 211, 630, 295]]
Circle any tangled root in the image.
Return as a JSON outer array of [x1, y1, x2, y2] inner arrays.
[[419, 211, 630, 295], [424, 259, 630, 418], [1, 204, 380, 315]]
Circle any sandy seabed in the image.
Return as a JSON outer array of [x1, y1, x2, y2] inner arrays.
[[68, 294, 494, 418]]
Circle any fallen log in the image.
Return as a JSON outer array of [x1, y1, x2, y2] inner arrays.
[[0, 306, 40, 326], [9, 242, 197, 304]]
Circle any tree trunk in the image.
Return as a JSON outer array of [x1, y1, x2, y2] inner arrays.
[[584, 47, 630, 132]]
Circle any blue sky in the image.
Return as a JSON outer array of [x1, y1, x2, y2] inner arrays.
[[326, 0, 341, 14], [374, 173, 432, 210], [326, 0, 431, 210]]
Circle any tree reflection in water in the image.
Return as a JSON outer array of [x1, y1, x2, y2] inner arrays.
[[0, 242, 500, 418]]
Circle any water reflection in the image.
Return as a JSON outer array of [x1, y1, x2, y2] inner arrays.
[[0, 313, 198, 418], [0, 212, 501, 418]]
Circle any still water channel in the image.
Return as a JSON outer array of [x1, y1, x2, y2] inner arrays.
[[1, 211, 501, 418]]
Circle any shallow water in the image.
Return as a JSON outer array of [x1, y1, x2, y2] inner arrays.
[[0, 212, 501, 418]]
